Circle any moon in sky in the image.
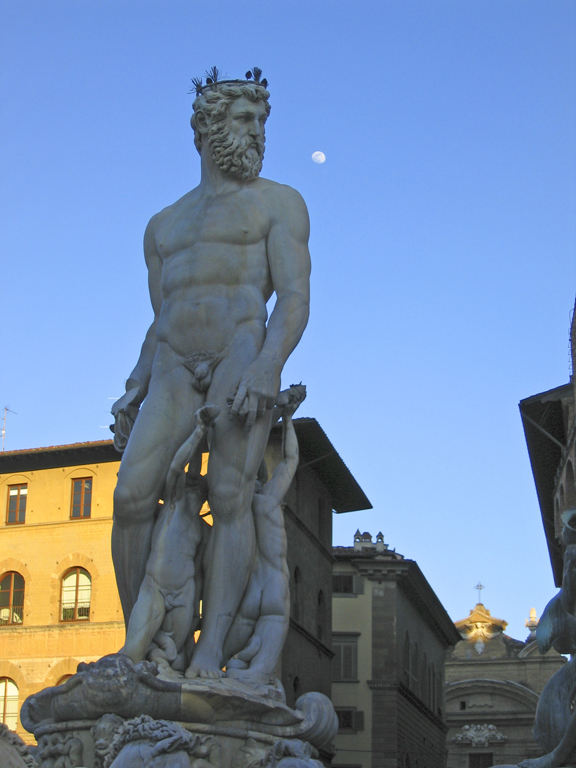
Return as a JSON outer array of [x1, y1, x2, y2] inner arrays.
[[311, 151, 326, 164]]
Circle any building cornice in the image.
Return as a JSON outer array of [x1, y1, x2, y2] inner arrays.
[[519, 383, 573, 586], [0, 440, 121, 473], [353, 559, 461, 648], [289, 618, 334, 659]]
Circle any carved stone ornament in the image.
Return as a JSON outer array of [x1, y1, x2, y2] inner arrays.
[[101, 715, 218, 768], [34, 729, 85, 768], [21, 655, 336, 752], [0, 723, 38, 768], [452, 724, 506, 747]]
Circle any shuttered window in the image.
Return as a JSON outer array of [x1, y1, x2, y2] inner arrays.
[[332, 634, 359, 681], [336, 709, 364, 732]]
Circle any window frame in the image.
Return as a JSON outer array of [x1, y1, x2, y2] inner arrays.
[[6, 483, 27, 525], [332, 632, 359, 681], [70, 477, 93, 520], [0, 677, 18, 730], [60, 567, 91, 622], [335, 707, 364, 733], [332, 572, 364, 597], [333, 573, 354, 595], [0, 572, 25, 626]]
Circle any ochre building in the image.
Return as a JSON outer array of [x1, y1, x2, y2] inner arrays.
[[0, 440, 124, 742], [0, 418, 370, 744]]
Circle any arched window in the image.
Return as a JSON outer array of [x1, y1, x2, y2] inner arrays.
[[436, 672, 443, 717], [317, 590, 326, 641], [0, 572, 24, 625], [0, 678, 18, 729], [293, 676, 300, 697], [292, 567, 301, 623], [56, 674, 73, 686], [402, 631, 410, 686], [61, 568, 91, 622], [420, 653, 429, 705], [410, 641, 419, 694]]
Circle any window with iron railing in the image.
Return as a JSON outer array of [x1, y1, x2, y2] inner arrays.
[[60, 567, 91, 622], [0, 572, 24, 625], [0, 678, 18, 730]]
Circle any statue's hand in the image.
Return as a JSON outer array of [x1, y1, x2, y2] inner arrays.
[[229, 355, 281, 431], [110, 386, 141, 452]]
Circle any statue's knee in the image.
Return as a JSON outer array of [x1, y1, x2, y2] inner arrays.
[[208, 488, 242, 521], [113, 482, 154, 524]]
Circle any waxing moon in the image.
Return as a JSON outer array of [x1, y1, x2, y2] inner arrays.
[[312, 151, 326, 164]]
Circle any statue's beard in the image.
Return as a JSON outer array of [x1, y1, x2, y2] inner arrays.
[[208, 122, 265, 181]]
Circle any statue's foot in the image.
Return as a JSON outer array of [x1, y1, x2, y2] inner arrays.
[[185, 651, 224, 680], [185, 665, 224, 680]]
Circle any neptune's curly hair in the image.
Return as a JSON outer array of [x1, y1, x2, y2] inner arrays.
[[190, 82, 270, 155]]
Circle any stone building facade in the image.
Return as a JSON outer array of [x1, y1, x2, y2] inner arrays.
[[332, 531, 460, 768], [0, 417, 370, 742], [520, 299, 576, 586], [445, 602, 565, 768]]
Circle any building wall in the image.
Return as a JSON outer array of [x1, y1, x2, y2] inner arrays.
[[393, 585, 447, 768], [0, 429, 346, 743], [0, 456, 123, 742], [332, 538, 458, 768], [445, 618, 565, 767], [395, 585, 446, 716], [282, 463, 334, 707], [332, 564, 373, 767]]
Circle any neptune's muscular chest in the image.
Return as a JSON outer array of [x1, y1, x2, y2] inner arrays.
[[155, 191, 270, 294]]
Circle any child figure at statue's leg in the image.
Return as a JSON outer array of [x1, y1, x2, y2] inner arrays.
[[224, 386, 306, 683], [119, 405, 218, 667]]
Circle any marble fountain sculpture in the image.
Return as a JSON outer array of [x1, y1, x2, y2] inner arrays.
[[20, 66, 337, 768]]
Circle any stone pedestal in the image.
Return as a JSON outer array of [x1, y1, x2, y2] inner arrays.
[[21, 655, 337, 768]]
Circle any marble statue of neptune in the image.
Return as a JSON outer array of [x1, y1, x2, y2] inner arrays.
[[110, 69, 311, 681]]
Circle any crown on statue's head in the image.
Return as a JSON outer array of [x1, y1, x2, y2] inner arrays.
[[190, 67, 269, 97]]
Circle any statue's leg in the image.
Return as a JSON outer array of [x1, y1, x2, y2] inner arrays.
[[162, 581, 196, 655], [222, 562, 264, 663], [119, 575, 166, 663], [186, 346, 274, 679], [112, 348, 202, 626], [244, 571, 290, 678]]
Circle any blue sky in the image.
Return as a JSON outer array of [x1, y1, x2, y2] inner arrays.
[[2, 1, 575, 640]]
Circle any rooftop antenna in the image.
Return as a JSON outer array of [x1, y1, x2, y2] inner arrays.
[[2, 407, 17, 451], [475, 581, 484, 604]]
